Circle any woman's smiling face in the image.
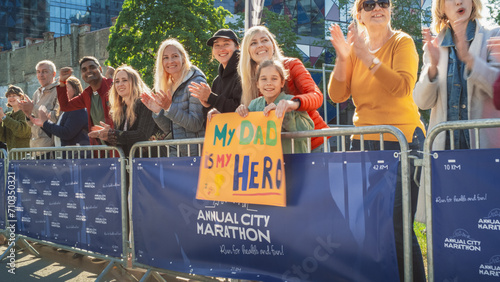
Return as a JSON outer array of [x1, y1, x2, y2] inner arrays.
[[249, 31, 274, 64]]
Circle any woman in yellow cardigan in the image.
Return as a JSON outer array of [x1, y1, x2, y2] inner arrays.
[[327, 0, 425, 281]]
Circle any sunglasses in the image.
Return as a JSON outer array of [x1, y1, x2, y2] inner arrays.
[[362, 0, 390, 12]]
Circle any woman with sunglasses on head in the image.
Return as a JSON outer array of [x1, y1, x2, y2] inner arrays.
[[328, 0, 426, 280], [414, 0, 500, 150]]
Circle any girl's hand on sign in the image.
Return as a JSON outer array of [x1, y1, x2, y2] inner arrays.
[[236, 104, 249, 118], [263, 103, 277, 117]]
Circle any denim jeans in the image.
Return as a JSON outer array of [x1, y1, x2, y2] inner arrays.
[[351, 127, 426, 282]]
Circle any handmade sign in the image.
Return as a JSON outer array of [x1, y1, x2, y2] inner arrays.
[[196, 112, 286, 207]]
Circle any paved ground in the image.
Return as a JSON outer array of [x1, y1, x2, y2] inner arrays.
[[0, 241, 142, 281], [0, 239, 221, 281]]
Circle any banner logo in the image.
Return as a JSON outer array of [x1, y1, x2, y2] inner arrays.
[[67, 200, 77, 209], [479, 255, 500, 277], [444, 229, 481, 252], [84, 179, 95, 189], [95, 214, 107, 224], [50, 178, 60, 186], [105, 204, 119, 214], [478, 208, 500, 231], [58, 188, 68, 198], [59, 210, 68, 219]]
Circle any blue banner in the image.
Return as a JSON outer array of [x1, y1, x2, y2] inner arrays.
[[10, 158, 123, 257], [133, 151, 400, 281], [431, 149, 500, 281]]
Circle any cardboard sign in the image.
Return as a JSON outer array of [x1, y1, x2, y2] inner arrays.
[[196, 112, 286, 207]]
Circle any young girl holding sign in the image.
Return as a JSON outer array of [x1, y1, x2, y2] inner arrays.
[[236, 60, 313, 154]]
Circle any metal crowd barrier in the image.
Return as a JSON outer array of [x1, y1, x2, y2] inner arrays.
[[129, 125, 415, 282], [0, 149, 8, 239], [0, 145, 129, 281], [422, 118, 500, 282]]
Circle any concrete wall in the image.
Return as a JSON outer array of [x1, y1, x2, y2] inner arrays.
[[0, 24, 112, 109]]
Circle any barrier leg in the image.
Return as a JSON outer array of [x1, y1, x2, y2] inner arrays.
[[151, 271, 167, 282], [139, 269, 152, 282], [95, 261, 117, 281], [0, 238, 17, 260], [19, 238, 41, 257], [95, 260, 137, 281]]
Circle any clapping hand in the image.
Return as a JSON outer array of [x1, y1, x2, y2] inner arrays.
[[189, 82, 211, 107], [154, 89, 173, 110], [329, 23, 353, 62], [422, 27, 440, 80], [19, 95, 34, 119], [453, 19, 474, 70], [88, 121, 112, 141], [488, 36, 500, 62], [141, 92, 162, 114]]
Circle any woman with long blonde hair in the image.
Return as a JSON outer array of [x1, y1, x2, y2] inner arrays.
[[89, 65, 163, 156], [238, 26, 328, 152], [142, 38, 207, 156]]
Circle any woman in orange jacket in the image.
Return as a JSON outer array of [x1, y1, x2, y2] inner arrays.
[[238, 26, 329, 152]]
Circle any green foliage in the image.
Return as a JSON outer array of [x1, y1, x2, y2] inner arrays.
[[106, 0, 231, 86], [487, 0, 500, 25], [414, 222, 428, 278], [227, 8, 301, 59], [261, 8, 301, 59], [391, 0, 431, 67]]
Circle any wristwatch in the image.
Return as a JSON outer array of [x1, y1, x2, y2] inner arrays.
[[368, 57, 380, 71]]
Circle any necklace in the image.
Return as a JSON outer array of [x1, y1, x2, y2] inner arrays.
[[368, 30, 394, 53]]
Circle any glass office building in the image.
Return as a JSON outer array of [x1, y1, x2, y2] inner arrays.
[[0, 0, 123, 50]]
